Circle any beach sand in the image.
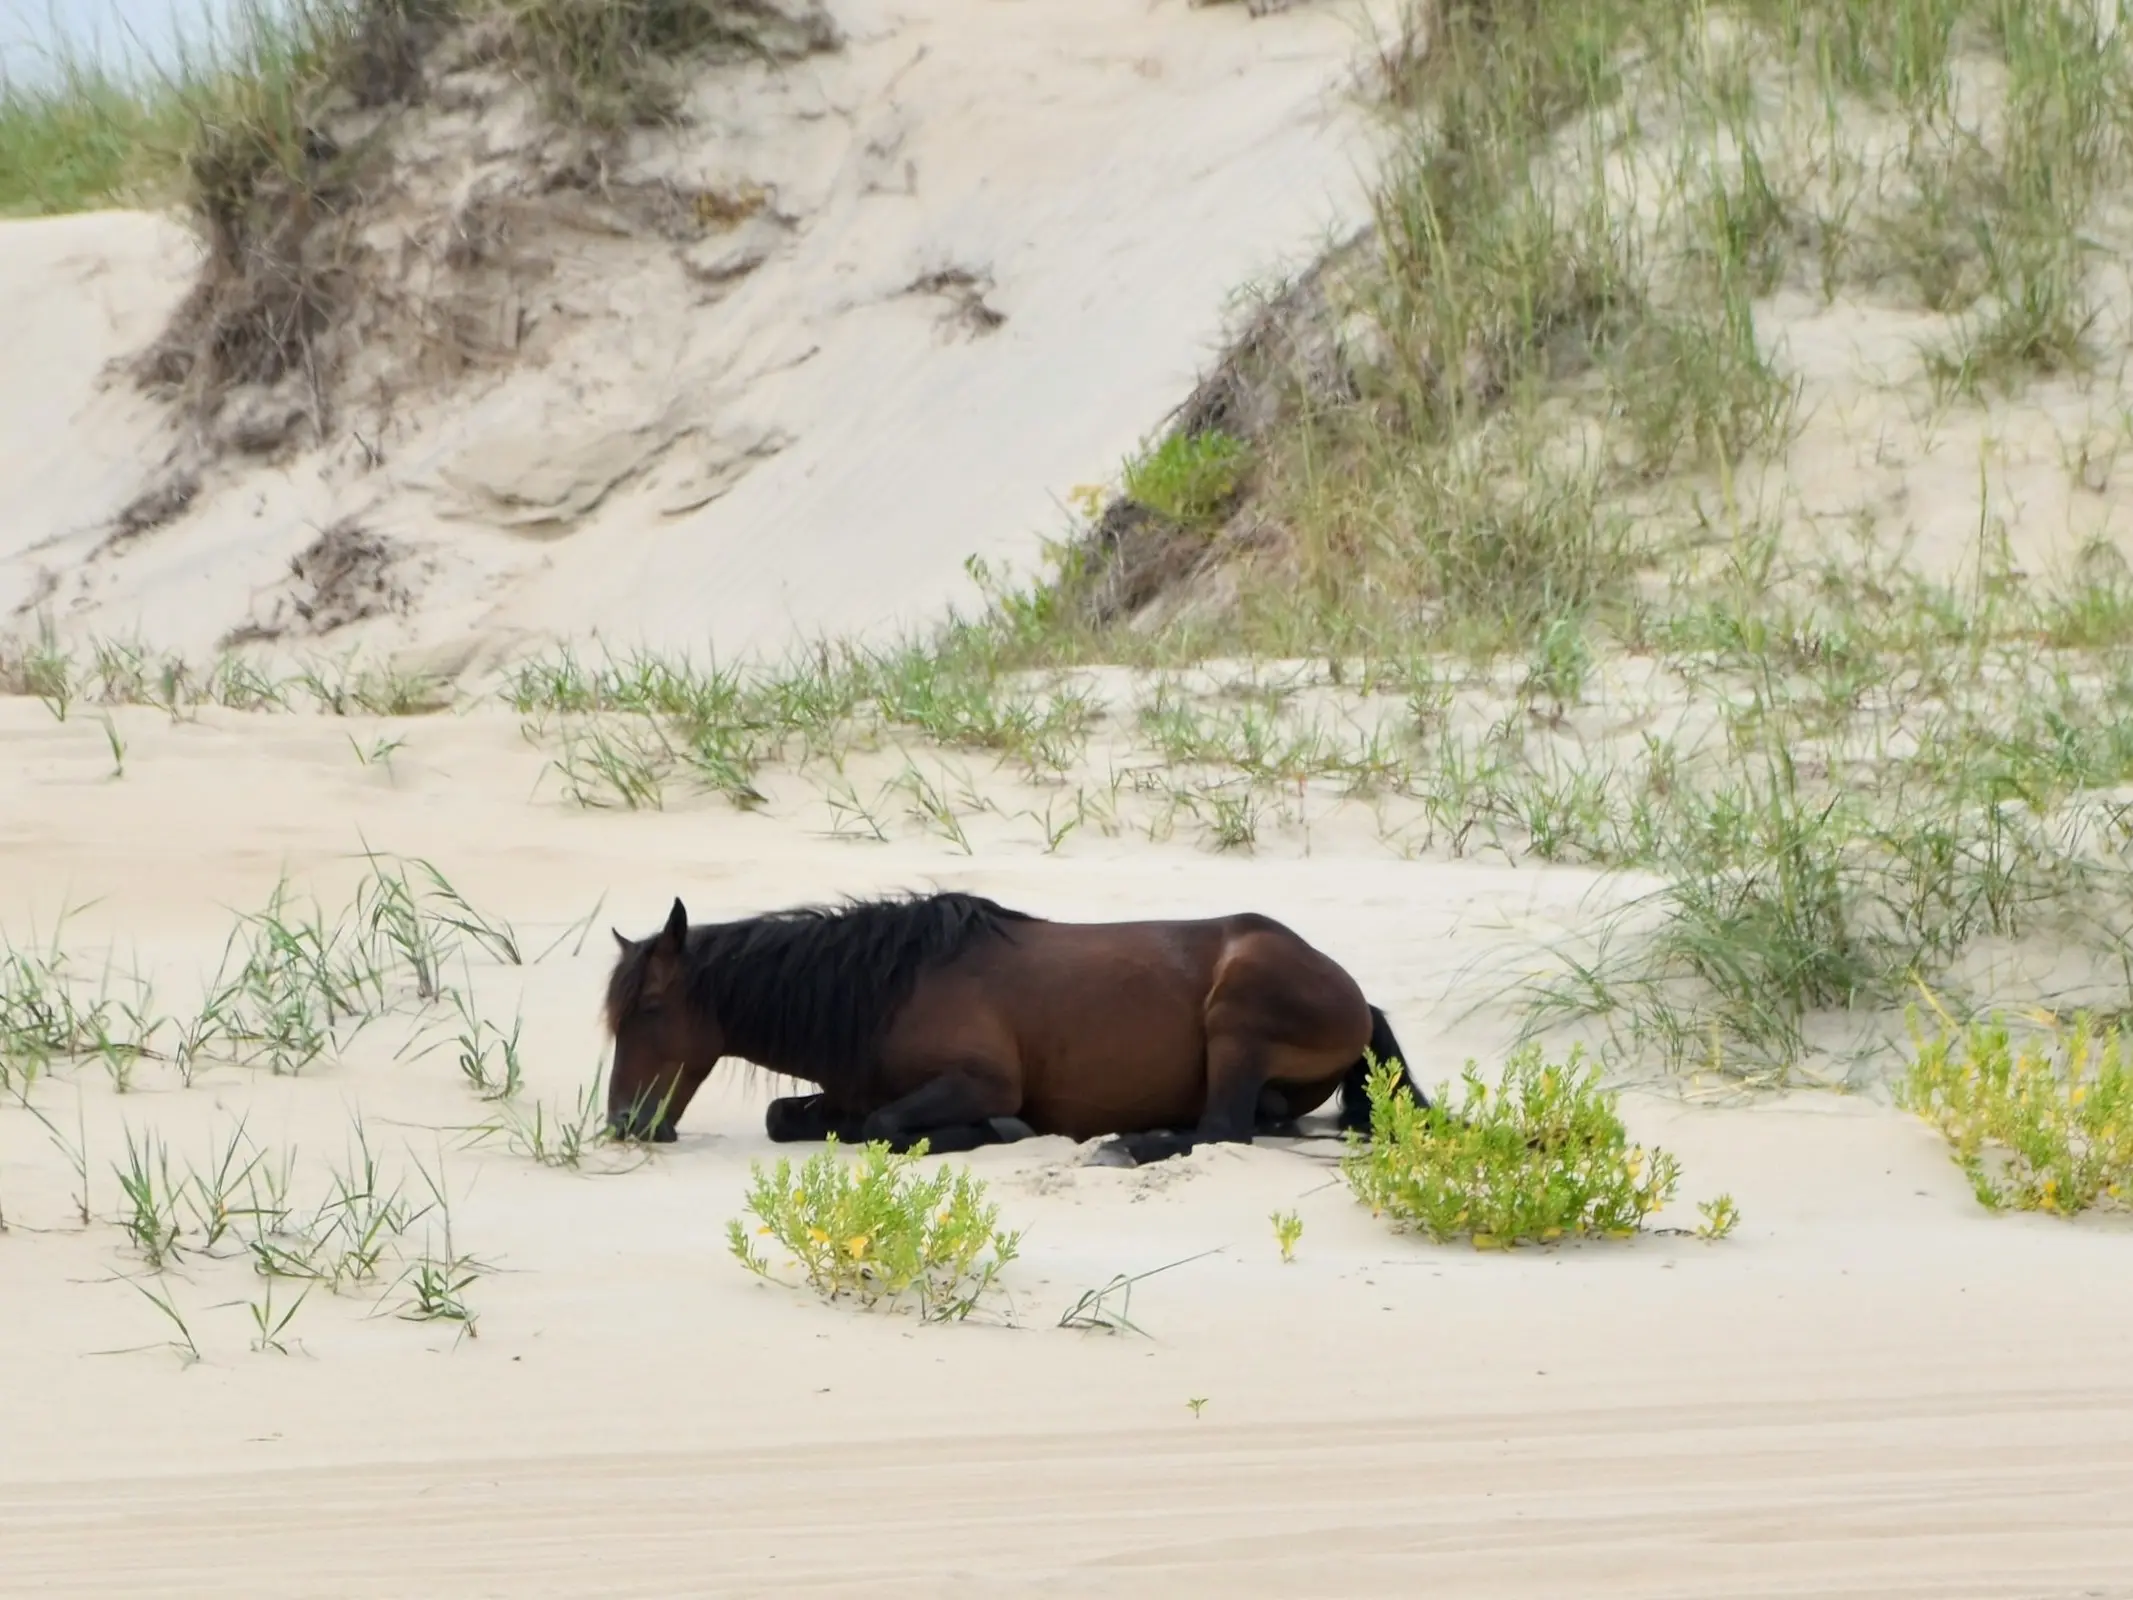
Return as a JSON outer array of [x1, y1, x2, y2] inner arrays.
[[1, 700, 2128, 1596]]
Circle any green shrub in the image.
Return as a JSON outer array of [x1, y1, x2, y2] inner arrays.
[[1122, 430, 1249, 529], [1341, 1046, 1690, 1247], [1899, 1005, 2133, 1214], [726, 1136, 1022, 1319]]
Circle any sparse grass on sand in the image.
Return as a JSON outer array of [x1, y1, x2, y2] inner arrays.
[[0, 847, 620, 1353]]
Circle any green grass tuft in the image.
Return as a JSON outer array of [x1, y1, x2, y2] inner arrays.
[[1122, 430, 1250, 531], [1341, 1048, 1717, 1248]]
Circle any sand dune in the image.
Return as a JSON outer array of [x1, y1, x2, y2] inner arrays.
[[0, 0, 1399, 669]]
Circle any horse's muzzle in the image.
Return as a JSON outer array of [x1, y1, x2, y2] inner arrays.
[[608, 1115, 678, 1144]]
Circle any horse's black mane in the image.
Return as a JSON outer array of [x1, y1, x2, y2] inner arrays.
[[608, 889, 1035, 1089]]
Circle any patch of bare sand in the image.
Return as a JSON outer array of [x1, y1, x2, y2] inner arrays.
[[1, 704, 2130, 1596], [0, 210, 202, 618]]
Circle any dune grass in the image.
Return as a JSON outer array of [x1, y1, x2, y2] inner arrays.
[[0, 53, 193, 216], [947, 0, 2133, 1085], [0, 0, 378, 219], [0, 847, 624, 1350]]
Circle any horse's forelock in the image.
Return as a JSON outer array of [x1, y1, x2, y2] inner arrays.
[[602, 936, 649, 1036]]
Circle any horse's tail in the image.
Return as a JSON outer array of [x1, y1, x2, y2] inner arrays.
[[1338, 1004, 1429, 1136]]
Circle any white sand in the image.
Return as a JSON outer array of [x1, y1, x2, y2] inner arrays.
[[2, 701, 2130, 1595]]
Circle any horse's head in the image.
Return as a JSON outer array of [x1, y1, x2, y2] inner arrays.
[[603, 897, 723, 1142]]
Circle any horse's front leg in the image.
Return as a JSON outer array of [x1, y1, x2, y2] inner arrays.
[[857, 1067, 1031, 1156], [765, 1093, 865, 1144]]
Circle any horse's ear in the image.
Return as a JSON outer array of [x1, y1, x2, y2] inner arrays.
[[663, 898, 688, 950], [612, 928, 630, 953]]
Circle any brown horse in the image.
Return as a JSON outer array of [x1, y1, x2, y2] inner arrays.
[[601, 889, 1426, 1166]]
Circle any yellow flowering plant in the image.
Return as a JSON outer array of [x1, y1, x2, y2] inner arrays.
[[726, 1136, 1022, 1320], [1340, 1044, 1709, 1247], [1899, 1004, 2133, 1215]]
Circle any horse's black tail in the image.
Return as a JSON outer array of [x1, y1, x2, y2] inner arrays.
[[1338, 1004, 1429, 1137]]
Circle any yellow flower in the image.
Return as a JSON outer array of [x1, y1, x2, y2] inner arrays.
[[807, 1226, 829, 1246], [756, 1225, 773, 1236], [846, 1234, 870, 1259]]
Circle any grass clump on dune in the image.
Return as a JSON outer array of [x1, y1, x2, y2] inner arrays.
[[1120, 429, 1251, 533], [728, 1136, 1023, 1321], [0, 54, 195, 216], [1342, 1049, 1737, 1247], [504, 0, 837, 126]]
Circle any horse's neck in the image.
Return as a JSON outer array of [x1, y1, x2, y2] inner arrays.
[[699, 927, 872, 1093], [719, 1021, 844, 1093]]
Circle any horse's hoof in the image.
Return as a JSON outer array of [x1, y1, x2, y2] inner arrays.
[[987, 1116, 1035, 1144], [1084, 1138, 1138, 1169]]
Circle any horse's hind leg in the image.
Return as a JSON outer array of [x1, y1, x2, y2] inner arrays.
[[1108, 1031, 1270, 1166], [1102, 925, 1368, 1166], [1254, 1083, 1305, 1137]]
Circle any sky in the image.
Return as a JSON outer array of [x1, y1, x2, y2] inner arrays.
[[0, 0, 257, 86]]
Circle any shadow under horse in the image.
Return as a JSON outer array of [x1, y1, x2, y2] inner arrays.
[[601, 889, 1428, 1166]]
